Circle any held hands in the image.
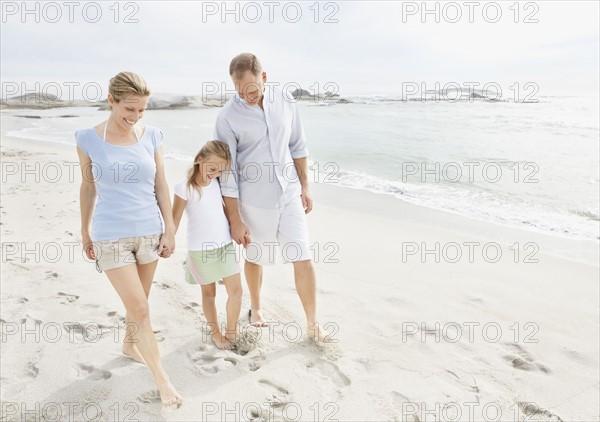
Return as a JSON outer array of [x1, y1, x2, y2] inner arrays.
[[301, 188, 313, 214], [158, 231, 176, 258], [231, 221, 251, 248]]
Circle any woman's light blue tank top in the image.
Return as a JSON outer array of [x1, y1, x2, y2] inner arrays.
[[75, 125, 164, 241]]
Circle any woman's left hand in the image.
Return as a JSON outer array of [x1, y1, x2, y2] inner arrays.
[[158, 231, 176, 258]]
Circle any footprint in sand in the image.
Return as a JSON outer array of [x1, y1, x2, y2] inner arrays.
[[153, 330, 165, 342], [19, 317, 42, 327], [77, 363, 112, 380], [182, 301, 201, 312], [186, 345, 239, 376], [248, 360, 261, 372], [137, 390, 161, 405], [243, 349, 265, 372], [466, 295, 486, 304], [24, 361, 39, 379], [502, 343, 550, 374], [390, 391, 420, 422], [517, 402, 563, 421], [63, 322, 112, 342], [316, 340, 342, 361], [258, 379, 291, 408], [63, 322, 88, 339], [444, 370, 480, 395], [57, 292, 79, 304], [307, 359, 351, 387]]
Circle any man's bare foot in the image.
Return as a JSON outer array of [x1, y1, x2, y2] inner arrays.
[[122, 343, 146, 364], [212, 332, 235, 350], [307, 323, 336, 343], [157, 378, 182, 408], [249, 309, 268, 327]]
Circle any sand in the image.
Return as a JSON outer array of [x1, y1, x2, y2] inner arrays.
[[1, 115, 598, 421]]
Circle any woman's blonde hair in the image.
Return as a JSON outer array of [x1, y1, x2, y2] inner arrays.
[[108, 71, 151, 105], [187, 141, 232, 195]]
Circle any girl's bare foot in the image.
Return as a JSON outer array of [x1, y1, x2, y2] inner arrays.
[[212, 332, 235, 350], [122, 343, 146, 364], [225, 332, 238, 347], [157, 378, 182, 408]]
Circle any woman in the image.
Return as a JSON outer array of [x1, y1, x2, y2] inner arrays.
[[75, 71, 182, 407]]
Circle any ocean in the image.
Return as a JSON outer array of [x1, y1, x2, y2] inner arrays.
[[3, 95, 599, 241]]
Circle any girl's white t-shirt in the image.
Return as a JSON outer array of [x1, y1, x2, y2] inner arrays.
[[174, 178, 232, 251]]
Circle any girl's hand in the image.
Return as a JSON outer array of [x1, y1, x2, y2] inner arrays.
[[82, 233, 96, 260], [231, 221, 251, 248], [158, 231, 176, 258]]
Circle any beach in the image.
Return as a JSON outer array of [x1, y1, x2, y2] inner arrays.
[[1, 115, 599, 421]]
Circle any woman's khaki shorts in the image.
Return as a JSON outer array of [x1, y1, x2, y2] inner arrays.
[[94, 233, 161, 272]]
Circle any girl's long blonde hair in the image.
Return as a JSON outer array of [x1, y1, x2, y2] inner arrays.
[[186, 141, 232, 195]]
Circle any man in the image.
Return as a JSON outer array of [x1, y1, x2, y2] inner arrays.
[[214, 53, 330, 342]]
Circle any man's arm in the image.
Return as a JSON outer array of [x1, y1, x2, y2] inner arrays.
[[293, 157, 313, 214], [222, 196, 250, 247], [214, 114, 250, 246], [288, 97, 312, 213]]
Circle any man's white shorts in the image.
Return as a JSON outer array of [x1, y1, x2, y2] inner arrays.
[[240, 195, 311, 266]]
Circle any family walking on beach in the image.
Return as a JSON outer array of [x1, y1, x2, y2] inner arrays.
[[75, 53, 331, 407]]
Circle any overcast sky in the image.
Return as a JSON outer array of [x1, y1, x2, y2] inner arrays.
[[1, 1, 598, 98]]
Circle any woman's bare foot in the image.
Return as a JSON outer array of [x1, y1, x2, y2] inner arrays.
[[307, 323, 336, 343], [157, 378, 182, 408], [122, 343, 146, 364], [212, 332, 235, 350], [249, 309, 268, 327]]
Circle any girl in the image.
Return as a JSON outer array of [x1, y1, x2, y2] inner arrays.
[[75, 71, 182, 407], [172, 141, 243, 350]]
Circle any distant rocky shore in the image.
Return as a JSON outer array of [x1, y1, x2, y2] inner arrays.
[[289, 89, 351, 103], [1, 89, 352, 110]]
